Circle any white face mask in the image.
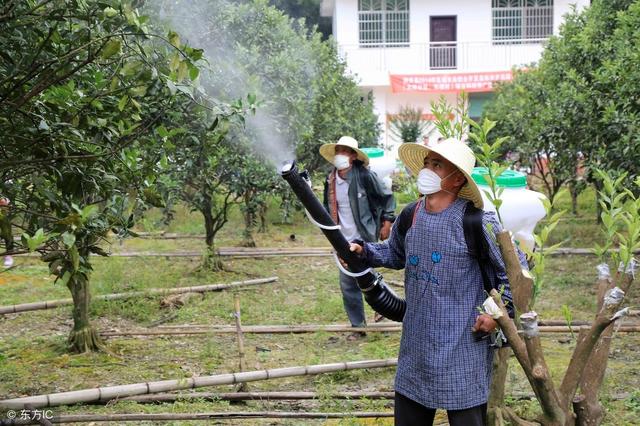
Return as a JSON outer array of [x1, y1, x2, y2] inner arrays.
[[333, 154, 351, 170], [416, 168, 457, 195]]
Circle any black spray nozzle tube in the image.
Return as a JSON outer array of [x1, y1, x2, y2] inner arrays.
[[280, 160, 406, 322]]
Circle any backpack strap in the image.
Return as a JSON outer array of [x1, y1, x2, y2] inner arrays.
[[463, 202, 494, 296], [395, 199, 420, 240]]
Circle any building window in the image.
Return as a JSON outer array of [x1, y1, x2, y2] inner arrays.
[[358, 0, 410, 47], [492, 0, 553, 43]]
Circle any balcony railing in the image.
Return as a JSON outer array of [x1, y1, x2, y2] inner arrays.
[[338, 39, 548, 78]]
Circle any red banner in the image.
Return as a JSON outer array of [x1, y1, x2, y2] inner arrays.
[[390, 71, 513, 93]]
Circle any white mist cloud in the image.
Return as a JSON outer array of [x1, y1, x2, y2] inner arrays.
[[154, 0, 317, 167]]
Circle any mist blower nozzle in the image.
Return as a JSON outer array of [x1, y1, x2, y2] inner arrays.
[[279, 161, 406, 322]]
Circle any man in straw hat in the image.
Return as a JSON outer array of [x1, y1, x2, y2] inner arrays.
[[320, 136, 396, 340], [348, 138, 525, 425]]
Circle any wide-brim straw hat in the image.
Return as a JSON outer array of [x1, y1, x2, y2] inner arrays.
[[398, 138, 483, 209], [319, 136, 369, 167]]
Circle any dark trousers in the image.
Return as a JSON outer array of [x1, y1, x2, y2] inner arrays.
[[395, 392, 487, 426]]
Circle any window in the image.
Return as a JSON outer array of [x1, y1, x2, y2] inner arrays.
[[492, 0, 553, 43], [358, 0, 410, 47]]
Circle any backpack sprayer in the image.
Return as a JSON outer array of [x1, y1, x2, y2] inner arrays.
[[279, 160, 406, 322]]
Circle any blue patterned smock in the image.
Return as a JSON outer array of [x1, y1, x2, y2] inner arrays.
[[363, 198, 522, 410]]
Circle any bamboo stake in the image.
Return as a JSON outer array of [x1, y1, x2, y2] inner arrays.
[[0, 277, 278, 315], [0, 358, 398, 409], [233, 295, 248, 392], [118, 391, 396, 403], [30, 411, 394, 423]]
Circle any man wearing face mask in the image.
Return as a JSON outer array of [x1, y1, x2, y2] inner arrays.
[[320, 136, 396, 340], [348, 138, 524, 425]]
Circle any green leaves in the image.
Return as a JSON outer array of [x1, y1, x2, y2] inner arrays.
[[61, 232, 76, 248], [100, 39, 122, 59], [21, 229, 48, 252], [390, 105, 433, 143], [431, 94, 469, 140], [103, 6, 118, 19], [168, 31, 181, 48], [561, 304, 575, 340], [592, 168, 640, 270]]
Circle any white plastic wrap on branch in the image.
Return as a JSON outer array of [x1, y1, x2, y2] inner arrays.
[[520, 311, 539, 338], [597, 263, 611, 280], [610, 307, 630, 322], [482, 297, 503, 319], [618, 258, 638, 279], [604, 287, 625, 307]]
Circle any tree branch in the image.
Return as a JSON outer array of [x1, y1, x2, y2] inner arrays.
[[559, 272, 634, 407]]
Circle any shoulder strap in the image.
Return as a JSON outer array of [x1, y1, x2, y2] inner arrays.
[[396, 199, 420, 240], [463, 203, 493, 295]]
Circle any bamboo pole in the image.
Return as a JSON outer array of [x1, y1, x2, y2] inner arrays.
[[26, 411, 394, 423], [101, 324, 402, 337], [116, 390, 635, 405], [13, 247, 640, 259], [0, 277, 278, 315], [155, 319, 596, 329], [0, 358, 398, 409], [101, 323, 640, 338], [118, 391, 396, 403], [233, 295, 248, 392]]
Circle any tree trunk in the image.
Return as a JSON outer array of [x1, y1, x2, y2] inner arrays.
[[241, 190, 256, 247], [203, 244, 224, 271], [201, 196, 224, 271], [258, 202, 268, 233], [487, 347, 511, 426], [569, 181, 579, 216], [593, 182, 602, 224], [66, 273, 104, 353], [574, 270, 613, 425]]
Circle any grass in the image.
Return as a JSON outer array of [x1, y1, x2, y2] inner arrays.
[[0, 188, 638, 425]]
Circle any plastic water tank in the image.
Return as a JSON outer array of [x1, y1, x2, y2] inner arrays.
[[361, 147, 394, 190], [472, 167, 546, 251]]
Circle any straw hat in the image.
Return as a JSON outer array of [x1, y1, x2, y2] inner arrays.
[[319, 136, 369, 167], [398, 138, 483, 209]]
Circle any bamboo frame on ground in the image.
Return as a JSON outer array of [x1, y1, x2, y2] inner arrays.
[[11, 247, 640, 259], [118, 391, 396, 403], [114, 390, 634, 404], [0, 277, 278, 315], [0, 358, 398, 409], [99, 323, 640, 337], [16, 412, 394, 423]]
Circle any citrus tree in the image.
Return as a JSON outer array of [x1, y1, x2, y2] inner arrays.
[[0, 0, 222, 352]]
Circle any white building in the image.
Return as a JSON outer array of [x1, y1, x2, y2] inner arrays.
[[320, 0, 591, 151]]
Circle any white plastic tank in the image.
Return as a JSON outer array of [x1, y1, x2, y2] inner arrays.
[[472, 167, 547, 251], [362, 147, 395, 190]]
